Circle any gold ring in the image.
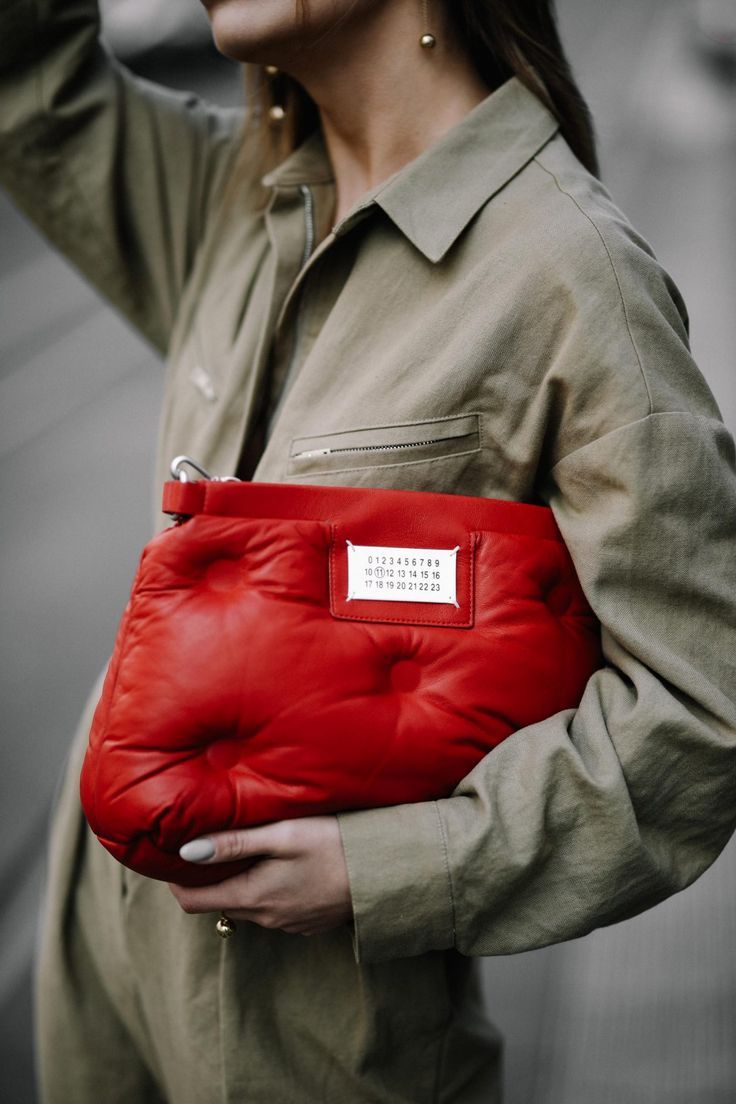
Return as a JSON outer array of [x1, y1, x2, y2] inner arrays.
[[216, 912, 236, 939]]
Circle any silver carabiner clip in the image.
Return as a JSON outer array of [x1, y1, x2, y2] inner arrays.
[[170, 456, 213, 483], [170, 455, 241, 483]]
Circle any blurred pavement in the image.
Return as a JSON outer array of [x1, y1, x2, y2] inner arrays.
[[1, 1, 735, 1102]]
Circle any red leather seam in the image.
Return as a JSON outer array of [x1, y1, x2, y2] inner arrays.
[[327, 519, 339, 616]]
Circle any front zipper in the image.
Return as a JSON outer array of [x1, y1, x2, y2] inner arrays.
[[269, 183, 315, 428], [293, 434, 471, 459], [299, 183, 315, 269]]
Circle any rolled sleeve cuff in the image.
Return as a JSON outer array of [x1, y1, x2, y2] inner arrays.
[[336, 800, 456, 964]]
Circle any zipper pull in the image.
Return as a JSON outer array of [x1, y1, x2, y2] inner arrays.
[[297, 447, 331, 458]]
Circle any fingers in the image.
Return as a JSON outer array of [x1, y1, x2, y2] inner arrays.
[[169, 817, 352, 937], [168, 869, 253, 915], [167, 865, 309, 929], [179, 820, 297, 865]]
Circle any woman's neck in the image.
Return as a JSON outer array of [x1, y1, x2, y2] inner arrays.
[[282, 4, 492, 226]]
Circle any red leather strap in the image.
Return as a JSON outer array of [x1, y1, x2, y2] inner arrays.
[[162, 478, 562, 541], [162, 481, 207, 517]]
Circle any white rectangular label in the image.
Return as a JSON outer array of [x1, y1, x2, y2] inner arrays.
[[345, 541, 460, 605]]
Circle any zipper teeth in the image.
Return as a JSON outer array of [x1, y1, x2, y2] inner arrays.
[[296, 434, 468, 458], [334, 438, 445, 454], [300, 184, 315, 268]]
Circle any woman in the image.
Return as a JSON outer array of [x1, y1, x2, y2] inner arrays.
[[1, 1, 735, 1101]]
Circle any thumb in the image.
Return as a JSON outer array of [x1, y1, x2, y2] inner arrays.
[[179, 822, 291, 865]]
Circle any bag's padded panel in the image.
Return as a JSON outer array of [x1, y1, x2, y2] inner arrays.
[[80, 480, 602, 886]]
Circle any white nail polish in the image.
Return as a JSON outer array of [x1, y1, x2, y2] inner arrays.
[[180, 838, 215, 862]]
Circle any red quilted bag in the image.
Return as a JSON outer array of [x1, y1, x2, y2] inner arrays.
[[80, 460, 602, 886]]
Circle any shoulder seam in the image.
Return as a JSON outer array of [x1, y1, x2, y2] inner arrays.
[[533, 155, 654, 418]]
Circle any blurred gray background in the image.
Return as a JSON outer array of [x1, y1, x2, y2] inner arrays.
[[1, 0, 735, 1101]]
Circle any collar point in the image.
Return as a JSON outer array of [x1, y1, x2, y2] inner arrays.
[[424, 242, 452, 265]]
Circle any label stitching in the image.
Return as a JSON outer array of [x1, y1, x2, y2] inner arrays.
[[328, 527, 478, 627]]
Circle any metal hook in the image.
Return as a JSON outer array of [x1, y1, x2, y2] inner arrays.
[[170, 456, 213, 483], [170, 456, 241, 484]]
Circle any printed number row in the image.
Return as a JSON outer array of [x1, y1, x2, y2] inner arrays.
[[366, 555, 441, 567], [363, 568, 440, 579], [362, 580, 442, 592]]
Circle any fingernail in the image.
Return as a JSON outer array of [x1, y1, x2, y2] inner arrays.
[[179, 838, 216, 863]]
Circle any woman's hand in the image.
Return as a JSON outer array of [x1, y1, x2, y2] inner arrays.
[[167, 817, 353, 937]]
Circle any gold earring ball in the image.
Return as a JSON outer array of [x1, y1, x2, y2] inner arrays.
[[420, 33, 437, 49], [268, 104, 286, 124], [265, 65, 279, 76]]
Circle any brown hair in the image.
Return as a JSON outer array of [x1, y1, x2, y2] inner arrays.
[[448, 1, 599, 176], [241, 0, 599, 182]]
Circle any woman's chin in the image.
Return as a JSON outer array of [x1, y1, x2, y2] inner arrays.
[[205, 3, 294, 64]]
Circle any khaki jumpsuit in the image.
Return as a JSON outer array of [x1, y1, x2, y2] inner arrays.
[[2, 2, 736, 1102]]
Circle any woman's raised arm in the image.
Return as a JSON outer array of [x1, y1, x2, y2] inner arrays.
[[0, 0, 244, 352]]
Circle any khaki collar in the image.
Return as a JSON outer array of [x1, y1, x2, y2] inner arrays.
[[261, 76, 559, 263]]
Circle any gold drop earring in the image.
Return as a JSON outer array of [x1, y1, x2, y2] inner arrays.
[[265, 65, 286, 124], [419, 0, 437, 49]]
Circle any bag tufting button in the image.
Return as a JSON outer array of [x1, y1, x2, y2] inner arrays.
[[207, 741, 243, 770], [389, 658, 422, 693], [204, 559, 246, 591]]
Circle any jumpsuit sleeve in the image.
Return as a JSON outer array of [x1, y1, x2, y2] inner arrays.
[[0, 0, 244, 353], [337, 215, 736, 964]]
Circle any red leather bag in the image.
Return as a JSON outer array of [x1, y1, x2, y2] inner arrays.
[[80, 462, 602, 886]]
